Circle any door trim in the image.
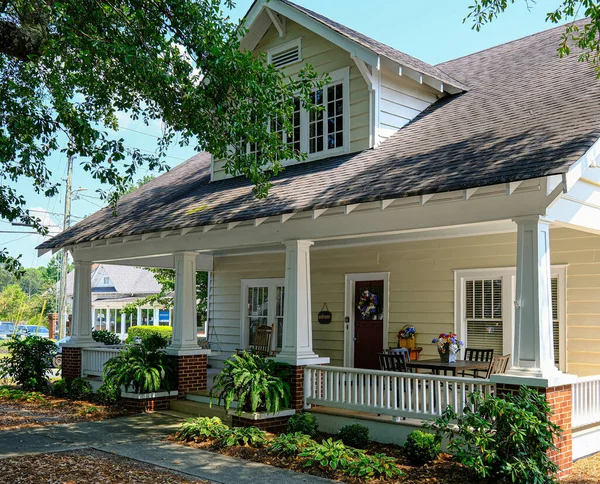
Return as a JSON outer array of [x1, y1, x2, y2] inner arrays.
[[344, 272, 390, 367]]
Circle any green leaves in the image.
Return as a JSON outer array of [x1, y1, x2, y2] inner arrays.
[[175, 416, 230, 442], [0, 335, 57, 391], [216, 426, 269, 448], [267, 432, 312, 456], [210, 351, 290, 416], [300, 438, 360, 471]]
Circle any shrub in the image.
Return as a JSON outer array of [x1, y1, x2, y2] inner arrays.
[[103, 335, 174, 393], [404, 430, 440, 466], [92, 330, 121, 345], [69, 377, 93, 401], [125, 325, 172, 343], [267, 432, 313, 456], [0, 335, 57, 391], [174, 417, 229, 442], [347, 453, 404, 480], [210, 351, 290, 415], [95, 382, 121, 406], [0, 386, 47, 403], [216, 426, 269, 448], [286, 412, 318, 437], [426, 386, 561, 483], [300, 438, 359, 471], [52, 379, 70, 398], [338, 424, 369, 449]]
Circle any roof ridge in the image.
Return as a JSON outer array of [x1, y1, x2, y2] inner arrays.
[[437, 17, 586, 67]]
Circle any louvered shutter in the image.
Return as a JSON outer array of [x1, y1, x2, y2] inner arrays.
[[552, 277, 560, 366], [465, 278, 504, 354]]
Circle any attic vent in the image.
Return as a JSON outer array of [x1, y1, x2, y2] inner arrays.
[[268, 39, 301, 69]]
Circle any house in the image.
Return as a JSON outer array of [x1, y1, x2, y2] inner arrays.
[[63, 264, 171, 339], [37, 0, 600, 475]]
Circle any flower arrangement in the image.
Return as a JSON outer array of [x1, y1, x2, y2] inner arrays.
[[432, 333, 464, 363], [357, 290, 378, 319], [397, 326, 416, 340]]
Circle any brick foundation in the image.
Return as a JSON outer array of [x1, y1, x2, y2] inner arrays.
[[289, 366, 305, 411], [496, 383, 573, 478], [170, 353, 207, 398], [121, 395, 177, 412], [61, 347, 82, 383], [231, 414, 293, 433]]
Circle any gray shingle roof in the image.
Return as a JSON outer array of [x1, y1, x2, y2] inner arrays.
[[38, 19, 600, 251], [65, 264, 161, 296], [280, 0, 469, 91]]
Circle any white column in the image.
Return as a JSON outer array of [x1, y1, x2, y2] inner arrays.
[[508, 216, 561, 379], [136, 307, 142, 326], [65, 260, 94, 347], [276, 240, 329, 366], [105, 308, 110, 331], [120, 313, 126, 339], [153, 308, 160, 326], [167, 251, 206, 355]]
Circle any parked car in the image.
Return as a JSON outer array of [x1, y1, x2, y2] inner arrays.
[[25, 325, 50, 338], [0, 322, 15, 340], [53, 336, 71, 367]]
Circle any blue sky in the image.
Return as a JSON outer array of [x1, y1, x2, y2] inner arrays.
[[2, 0, 570, 267]]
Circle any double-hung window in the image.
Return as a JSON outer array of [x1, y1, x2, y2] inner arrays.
[[455, 266, 566, 370], [241, 279, 285, 351]]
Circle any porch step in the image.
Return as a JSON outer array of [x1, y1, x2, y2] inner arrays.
[[186, 390, 239, 409], [169, 398, 232, 425]]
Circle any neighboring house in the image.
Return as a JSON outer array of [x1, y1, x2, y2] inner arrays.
[[64, 264, 171, 338], [38, 0, 600, 472]]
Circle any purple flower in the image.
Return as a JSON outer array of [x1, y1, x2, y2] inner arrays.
[[432, 338, 437, 343]]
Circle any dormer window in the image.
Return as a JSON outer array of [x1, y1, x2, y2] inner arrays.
[[103, 277, 110, 285], [267, 38, 302, 69]]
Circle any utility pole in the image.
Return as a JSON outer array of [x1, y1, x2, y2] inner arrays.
[[58, 156, 74, 340]]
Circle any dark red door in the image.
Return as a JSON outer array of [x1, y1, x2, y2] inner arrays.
[[354, 280, 384, 369]]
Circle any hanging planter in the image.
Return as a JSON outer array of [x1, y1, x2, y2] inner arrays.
[[317, 303, 332, 324]]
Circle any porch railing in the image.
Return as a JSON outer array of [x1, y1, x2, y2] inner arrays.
[[573, 375, 600, 429], [304, 365, 495, 421], [81, 346, 123, 377]]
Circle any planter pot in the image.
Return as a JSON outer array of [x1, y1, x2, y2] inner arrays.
[[438, 349, 449, 363], [120, 390, 178, 412], [232, 408, 296, 433]]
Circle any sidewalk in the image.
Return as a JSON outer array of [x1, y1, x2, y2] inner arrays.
[[0, 412, 333, 484]]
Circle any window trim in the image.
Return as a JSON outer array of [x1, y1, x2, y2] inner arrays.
[[240, 278, 285, 351], [267, 38, 302, 68], [454, 266, 567, 371]]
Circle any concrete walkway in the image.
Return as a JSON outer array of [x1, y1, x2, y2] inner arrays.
[[0, 412, 333, 484]]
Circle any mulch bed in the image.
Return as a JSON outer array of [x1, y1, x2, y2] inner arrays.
[[0, 394, 131, 431], [565, 452, 600, 484], [0, 449, 206, 483]]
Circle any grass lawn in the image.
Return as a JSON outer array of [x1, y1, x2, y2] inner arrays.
[[0, 449, 206, 484]]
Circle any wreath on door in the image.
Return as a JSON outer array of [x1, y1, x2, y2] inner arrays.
[[357, 290, 378, 319]]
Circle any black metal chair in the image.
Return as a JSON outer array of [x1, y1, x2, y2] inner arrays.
[[378, 351, 410, 372], [461, 348, 494, 377]]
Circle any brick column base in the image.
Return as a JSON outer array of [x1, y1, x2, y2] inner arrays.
[[61, 347, 82, 384], [289, 366, 305, 411], [231, 414, 293, 433], [170, 354, 207, 398], [495, 383, 573, 478], [121, 394, 178, 412]]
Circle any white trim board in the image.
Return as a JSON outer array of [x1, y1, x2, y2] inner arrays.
[[343, 272, 390, 368]]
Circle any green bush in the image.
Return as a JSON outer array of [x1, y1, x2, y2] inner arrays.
[[426, 386, 561, 483], [0, 386, 47, 403], [125, 325, 172, 343], [404, 430, 440, 466], [347, 453, 404, 480], [103, 335, 174, 393], [210, 351, 290, 415], [267, 432, 313, 456], [300, 438, 359, 471], [286, 412, 318, 437], [69, 377, 93, 401], [95, 382, 121, 406], [338, 424, 369, 449], [216, 426, 269, 448], [174, 417, 229, 442], [52, 379, 69, 398], [92, 330, 121, 345], [0, 335, 57, 391]]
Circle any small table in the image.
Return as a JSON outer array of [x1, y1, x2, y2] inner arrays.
[[406, 359, 489, 377]]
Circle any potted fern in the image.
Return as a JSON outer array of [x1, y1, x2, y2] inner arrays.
[[103, 334, 175, 398], [210, 351, 291, 417]]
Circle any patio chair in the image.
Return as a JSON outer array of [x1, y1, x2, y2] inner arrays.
[[482, 354, 511, 379], [378, 351, 410, 372], [236, 325, 274, 357], [461, 348, 494, 377]]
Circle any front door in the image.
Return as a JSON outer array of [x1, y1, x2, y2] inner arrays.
[[354, 280, 384, 369]]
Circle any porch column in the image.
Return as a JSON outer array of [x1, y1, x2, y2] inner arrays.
[[153, 308, 159, 326], [276, 240, 329, 411], [136, 307, 142, 326], [105, 308, 110, 331], [167, 251, 210, 398], [492, 216, 576, 478], [120, 313, 126, 339], [62, 260, 94, 383]]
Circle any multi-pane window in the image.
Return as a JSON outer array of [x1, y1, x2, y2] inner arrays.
[[327, 84, 344, 150], [288, 98, 301, 153], [309, 89, 324, 154], [465, 279, 504, 355], [246, 286, 269, 347], [242, 280, 285, 351], [276, 286, 285, 349]]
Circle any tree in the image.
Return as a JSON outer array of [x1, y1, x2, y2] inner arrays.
[[467, 1, 600, 77], [1, 0, 327, 270]]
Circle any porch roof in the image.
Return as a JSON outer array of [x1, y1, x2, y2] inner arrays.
[[38, 20, 600, 251]]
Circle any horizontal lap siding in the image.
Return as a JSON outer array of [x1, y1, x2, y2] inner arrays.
[[212, 20, 370, 181], [209, 228, 600, 376]]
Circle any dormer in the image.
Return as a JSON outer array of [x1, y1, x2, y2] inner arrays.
[[211, 0, 467, 182]]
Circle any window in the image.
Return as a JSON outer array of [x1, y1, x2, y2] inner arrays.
[[455, 267, 566, 370], [241, 279, 285, 351], [103, 277, 110, 285], [267, 38, 302, 69], [244, 67, 349, 163]]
